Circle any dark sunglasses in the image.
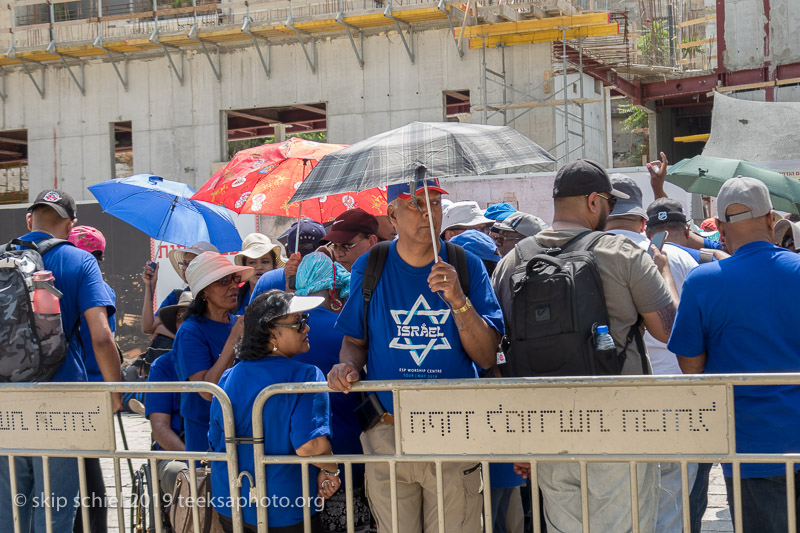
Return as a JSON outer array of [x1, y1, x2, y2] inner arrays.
[[273, 313, 310, 331], [595, 193, 618, 210], [214, 274, 242, 287]]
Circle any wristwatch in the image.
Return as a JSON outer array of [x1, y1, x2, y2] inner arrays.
[[452, 298, 472, 315]]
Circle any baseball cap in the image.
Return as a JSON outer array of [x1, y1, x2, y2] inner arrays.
[[775, 219, 800, 248], [321, 208, 379, 243], [552, 160, 630, 200], [28, 189, 77, 219], [717, 176, 773, 223], [646, 198, 688, 228], [441, 201, 493, 233], [484, 202, 517, 221], [449, 230, 501, 263], [493, 211, 544, 237], [608, 174, 647, 219], [68, 225, 106, 256], [281, 219, 326, 256], [386, 178, 448, 204]]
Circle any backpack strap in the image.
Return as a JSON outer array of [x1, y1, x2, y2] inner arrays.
[[444, 241, 470, 298], [622, 315, 651, 375], [35, 237, 74, 255], [558, 230, 608, 254], [361, 241, 391, 345]]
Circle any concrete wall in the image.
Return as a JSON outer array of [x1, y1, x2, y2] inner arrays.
[[723, 0, 800, 71], [0, 28, 566, 201], [553, 72, 607, 164]]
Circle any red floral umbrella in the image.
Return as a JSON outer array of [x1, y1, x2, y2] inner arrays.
[[191, 137, 387, 222]]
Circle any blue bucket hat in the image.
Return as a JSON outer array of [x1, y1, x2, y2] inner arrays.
[[449, 229, 501, 263], [484, 202, 517, 221]]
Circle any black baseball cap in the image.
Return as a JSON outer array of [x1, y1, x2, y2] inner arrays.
[[552, 160, 630, 200], [28, 189, 77, 219], [646, 198, 687, 228]]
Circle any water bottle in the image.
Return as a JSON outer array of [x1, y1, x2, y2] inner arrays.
[[32, 271, 61, 314], [594, 325, 616, 351]]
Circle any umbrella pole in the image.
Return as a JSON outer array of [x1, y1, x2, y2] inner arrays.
[[295, 204, 302, 254], [420, 171, 440, 265]]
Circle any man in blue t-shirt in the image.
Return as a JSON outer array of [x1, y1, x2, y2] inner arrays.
[[328, 178, 504, 533], [0, 190, 120, 531], [668, 177, 800, 532]]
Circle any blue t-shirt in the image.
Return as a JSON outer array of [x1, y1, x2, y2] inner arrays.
[[335, 240, 504, 413], [155, 287, 190, 317], [79, 282, 117, 382], [17, 232, 115, 383], [294, 307, 364, 483], [489, 463, 524, 489], [703, 237, 723, 250], [145, 351, 183, 450], [250, 267, 287, 304], [668, 241, 800, 478], [174, 313, 235, 451], [209, 356, 330, 527]]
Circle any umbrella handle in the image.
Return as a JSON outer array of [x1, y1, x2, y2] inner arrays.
[[422, 181, 439, 265]]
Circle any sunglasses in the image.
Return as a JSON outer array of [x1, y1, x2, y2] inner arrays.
[[214, 274, 242, 287], [331, 237, 366, 253], [492, 233, 523, 246], [595, 193, 618, 211], [273, 313, 310, 331]]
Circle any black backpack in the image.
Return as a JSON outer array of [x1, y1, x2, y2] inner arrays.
[[361, 241, 470, 343], [505, 231, 648, 377], [0, 238, 76, 382]]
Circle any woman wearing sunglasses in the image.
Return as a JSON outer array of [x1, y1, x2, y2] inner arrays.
[[209, 290, 340, 533], [174, 251, 253, 451]]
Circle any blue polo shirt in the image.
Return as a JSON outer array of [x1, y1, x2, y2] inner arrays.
[[668, 241, 800, 478], [79, 282, 117, 382], [17, 231, 115, 383], [250, 267, 287, 303], [173, 313, 235, 451], [145, 351, 183, 450], [335, 240, 504, 413], [209, 356, 330, 527]]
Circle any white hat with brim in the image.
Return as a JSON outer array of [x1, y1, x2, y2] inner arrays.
[[775, 219, 800, 248], [168, 241, 220, 283], [234, 233, 286, 268], [251, 294, 325, 323], [157, 291, 193, 335], [185, 252, 254, 295], [441, 201, 494, 234]]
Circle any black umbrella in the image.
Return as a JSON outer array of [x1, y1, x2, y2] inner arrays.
[[289, 121, 555, 262]]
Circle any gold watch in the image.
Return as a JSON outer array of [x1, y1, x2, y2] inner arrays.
[[452, 297, 472, 315]]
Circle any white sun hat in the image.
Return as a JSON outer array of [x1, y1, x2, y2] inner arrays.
[[234, 233, 286, 268], [168, 241, 220, 282], [184, 251, 254, 295]]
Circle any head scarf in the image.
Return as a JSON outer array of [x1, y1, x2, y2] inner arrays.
[[295, 252, 351, 299]]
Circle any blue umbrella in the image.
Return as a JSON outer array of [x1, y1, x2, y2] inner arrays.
[[88, 174, 243, 253]]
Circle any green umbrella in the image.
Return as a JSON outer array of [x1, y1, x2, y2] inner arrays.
[[667, 155, 800, 215]]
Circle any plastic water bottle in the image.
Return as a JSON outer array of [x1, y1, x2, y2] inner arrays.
[[594, 325, 615, 351], [32, 271, 60, 314]]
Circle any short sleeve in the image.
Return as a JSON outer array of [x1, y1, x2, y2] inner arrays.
[[335, 255, 367, 339], [703, 238, 723, 250], [623, 242, 673, 315], [490, 251, 520, 326], [145, 356, 175, 417], [174, 321, 215, 381], [208, 397, 223, 452], [288, 367, 331, 450], [77, 254, 115, 316], [250, 268, 287, 304], [156, 291, 178, 315], [666, 273, 707, 357], [465, 251, 505, 336]]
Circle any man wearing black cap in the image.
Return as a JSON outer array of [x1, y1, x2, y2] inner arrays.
[[0, 190, 120, 530], [645, 198, 728, 263], [492, 160, 679, 533], [321, 208, 379, 271]]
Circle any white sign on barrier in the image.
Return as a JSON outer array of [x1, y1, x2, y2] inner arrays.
[[398, 385, 729, 455], [0, 392, 115, 452]]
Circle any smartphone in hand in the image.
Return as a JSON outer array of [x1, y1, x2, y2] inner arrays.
[[648, 231, 669, 257]]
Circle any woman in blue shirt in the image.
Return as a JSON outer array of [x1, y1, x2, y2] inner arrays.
[[209, 290, 341, 533], [174, 252, 254, 451], [234, 233, 286, 315]]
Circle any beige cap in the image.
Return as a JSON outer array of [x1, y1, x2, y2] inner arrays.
[[717, 176, 773, 223], [184, 252, 254, 295], [775, 219, 800, 248], [234, 233, 286, 268], [168, 241, 219, 282]]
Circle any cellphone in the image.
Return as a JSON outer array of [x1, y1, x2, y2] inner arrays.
[[649, 231, 669, 257], [148, 261, 157, 270]]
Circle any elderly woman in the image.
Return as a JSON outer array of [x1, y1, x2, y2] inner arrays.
[[173, 251, 253, 451], [234, 233, 285, 315], [209, 290, 340, 533]]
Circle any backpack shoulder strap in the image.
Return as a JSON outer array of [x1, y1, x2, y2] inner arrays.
[[514, 236, 545, 264], [444, 241, 470, 298], [361, 241, 391, 345], [559, 230, 608, 254], [34, 238, 74, 255]]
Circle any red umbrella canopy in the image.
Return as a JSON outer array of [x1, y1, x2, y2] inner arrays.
[[191, 137, 387, 222]]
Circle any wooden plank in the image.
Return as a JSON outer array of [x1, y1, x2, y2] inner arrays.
[[473, 97, 603, 111], [460, 12, 609, 39], [468, 22, 618, 49], [776, 77, 800, 87], [677, 37, 716, 49], [713, 80, 776, 93], [678, 14, 716, 28]]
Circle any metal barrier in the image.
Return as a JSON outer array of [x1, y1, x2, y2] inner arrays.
[[251, 374, 800, 533], [0, 381, 245, 533]]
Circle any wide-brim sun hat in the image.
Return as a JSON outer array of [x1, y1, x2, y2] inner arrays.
[[234, 233, 286, 268], [775, 219, 800, 248], [168, 241, 220, 282], [184, 251, 254, 295], [157, 291, 194, 335]]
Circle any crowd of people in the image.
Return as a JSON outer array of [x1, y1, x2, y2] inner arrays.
[[2, 152, 800, 533]]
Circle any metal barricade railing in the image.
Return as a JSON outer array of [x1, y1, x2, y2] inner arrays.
[[250, 374, 800, 533], [0, 381, 245, 533]]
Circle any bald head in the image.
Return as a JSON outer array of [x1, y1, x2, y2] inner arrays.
[[26, 205, 75, 239], [716, 203, 774, 254]]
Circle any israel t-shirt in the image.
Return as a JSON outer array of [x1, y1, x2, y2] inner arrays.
[[335, 240, 504, 413]]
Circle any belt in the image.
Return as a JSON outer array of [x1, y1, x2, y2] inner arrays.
[[381, 412, 395, 425]]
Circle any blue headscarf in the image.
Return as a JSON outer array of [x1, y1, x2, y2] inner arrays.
[[295, 252, 351, 299]]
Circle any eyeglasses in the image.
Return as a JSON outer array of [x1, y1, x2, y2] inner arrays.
[[214, 274, 242, 287], [492, 233, 524, 246], [594, 193, 618, 211], [177, 261, 190, 270], [273, 313, 310, 331], [332, 237, 366, 253]]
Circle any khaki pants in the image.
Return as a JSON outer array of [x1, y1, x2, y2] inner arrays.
[[360, 421, 483, 533]]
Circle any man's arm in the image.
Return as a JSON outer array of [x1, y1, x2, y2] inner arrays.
[[84, 306, 122, 411], [641, 245, 679, 343], [328, 336, 367, 393], [647, 152, 669, 199], [678, 353, 707, 374], [148, 413, 185, 451]]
